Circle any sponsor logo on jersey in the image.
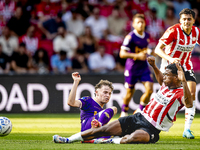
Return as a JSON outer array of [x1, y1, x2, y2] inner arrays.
[[177, 45, 194, 52], [155, 91, 170, 105]]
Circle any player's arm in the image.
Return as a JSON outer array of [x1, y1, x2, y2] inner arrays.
[[147, 56, 163, 85], [119, 48, 147, 61], [155, 41, 181, 63], [176, 63, 193, 108], [67, 72, 82, 108]]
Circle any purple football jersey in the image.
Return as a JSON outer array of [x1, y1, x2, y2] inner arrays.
[[122, 30, 151, 76], [79, 96, 104, 123]]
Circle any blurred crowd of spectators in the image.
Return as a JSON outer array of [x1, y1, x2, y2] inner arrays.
[[0, 0, 200, 75]]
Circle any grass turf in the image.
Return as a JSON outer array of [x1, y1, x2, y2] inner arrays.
[[0, 113, 199, 150]]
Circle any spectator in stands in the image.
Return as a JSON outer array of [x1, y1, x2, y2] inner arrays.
[[34, 0, 61, 22], [164, 6, 179, 30], [193, 8, 200, 28], [107, 6, 127, 42], [84, 7, 108, 40], [0, 26, 18, 57], [172, 0, 191, 19], [32, 48, 50, 74], [72, 49, 88, 73], [19, 25, 39, 56], [10, 42, 34, 74], [148, 0, 167, 20], [0, 43, 10, 74], [38, 11, 66, 40], [7, 6, 30, 37], [66, 8, 84, 37], [78, 26, 98, 59], [0, 0, 16, 22], [16, 0, 36, 22], [76, 0, 93, 20], [53, 26, 78, 59], [146, 8, 165, 49], [0, 14, 6, 35], [51, 50, 72, 74], [88, 45, 116, 73]]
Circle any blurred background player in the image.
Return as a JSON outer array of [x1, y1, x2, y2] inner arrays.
[[67, 72, 117, 138], [119, 13, 154, 117], [155, 8, 198, 139]]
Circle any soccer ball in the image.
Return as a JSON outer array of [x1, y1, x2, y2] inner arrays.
[[0, 117, 12, 136]]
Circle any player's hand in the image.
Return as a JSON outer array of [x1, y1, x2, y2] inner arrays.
[[72, 72, 81, 82], [147, 56, 156, 67], [176, 63, 186, 82], [135, 52, 147, 61], [169, 58, 181, 64], [91, 119, 102, 128]]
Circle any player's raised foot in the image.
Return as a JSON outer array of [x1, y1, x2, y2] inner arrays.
[[53, 135, 69, 143], [120, 111, 128, 117], [94, 138, 113, 144], [182, 129, 194, 139]]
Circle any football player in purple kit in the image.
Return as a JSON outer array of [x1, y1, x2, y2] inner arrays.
[[119, 13, 154, 117], [67, 72, 117, 137]]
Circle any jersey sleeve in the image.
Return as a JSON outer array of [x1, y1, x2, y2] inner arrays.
[[197, 28, 200, 45], [79, 96, 91, 110], [160, 27, 175, 45], [121, 34, 132, 52]]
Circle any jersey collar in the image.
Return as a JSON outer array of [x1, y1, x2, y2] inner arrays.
[[133, 29, 145, 38], [180, 24, 192, 36]]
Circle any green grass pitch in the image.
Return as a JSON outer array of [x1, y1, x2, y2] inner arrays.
[[0, 113, 199, 150]]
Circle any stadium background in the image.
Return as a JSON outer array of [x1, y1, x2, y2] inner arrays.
[[0, 0, 200, 114], [0, 73, 200, 113]]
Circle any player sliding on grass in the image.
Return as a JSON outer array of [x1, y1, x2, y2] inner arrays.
[[53, 57, 193, 144], [67, 72, 117, 133]]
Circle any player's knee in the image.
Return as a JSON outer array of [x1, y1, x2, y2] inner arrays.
[[190, 92, 196, 100], [146, 88, 153, 95]]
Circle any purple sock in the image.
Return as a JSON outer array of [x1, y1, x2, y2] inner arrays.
[[139, 104, 145, 111], [98, 108, 114, 126], [121, 104, 129, 112]]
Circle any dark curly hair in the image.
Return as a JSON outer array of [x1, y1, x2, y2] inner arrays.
[[166, 63, 185, 75]]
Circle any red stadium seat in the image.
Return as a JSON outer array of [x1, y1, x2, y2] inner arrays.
[[38, 39, 54, 58]]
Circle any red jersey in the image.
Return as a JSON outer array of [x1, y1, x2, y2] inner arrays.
[[0, 0, 15, 22], [142, 84, 184, 131], [159, 23, 200, 72]]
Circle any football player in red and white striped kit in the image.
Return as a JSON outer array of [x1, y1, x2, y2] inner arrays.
[[53, 57, 192, 144], [155, 8, 198, 139]]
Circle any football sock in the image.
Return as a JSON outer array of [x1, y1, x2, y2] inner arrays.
[[112, 137, 122, 144], [98, 108, 114, 126], [184, 101, 196, 130], [68, 132, 83, 143], [139, 104, 145, 111], [121, 104, 129, 112]]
